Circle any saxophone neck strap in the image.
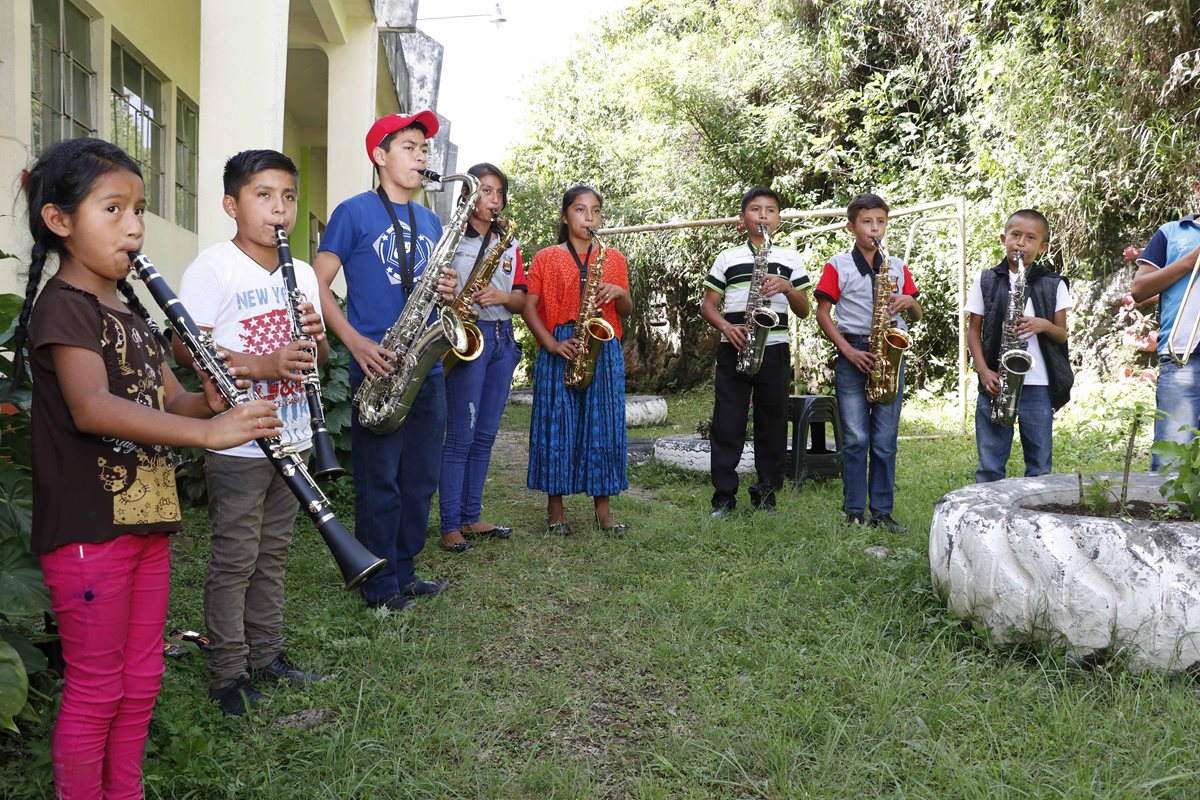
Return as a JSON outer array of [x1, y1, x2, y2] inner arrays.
[[468, 222, 501, 274], [375, 186, 419, 294], [565, 240, 595, 285]]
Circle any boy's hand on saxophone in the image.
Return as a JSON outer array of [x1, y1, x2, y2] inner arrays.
[[437, 267, 459, 303], [842, 347, 876, 374], [722, 322, 749, 351], [978, 365, 1001, 397]]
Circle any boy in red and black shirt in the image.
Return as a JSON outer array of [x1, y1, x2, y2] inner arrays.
[[814, 193, 921, 532]]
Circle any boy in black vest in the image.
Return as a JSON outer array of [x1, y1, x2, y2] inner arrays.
[[966, 209, 1073, 482]]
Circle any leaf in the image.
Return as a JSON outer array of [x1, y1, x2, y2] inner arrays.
[[0, 630, 48, 676], [0, 537, 50, 616], [0, 638, 28, 733], [0, 464, 33, 544]]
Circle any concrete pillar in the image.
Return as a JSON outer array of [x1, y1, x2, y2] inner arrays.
[[0, 0, 34, 295], [197, 0, 290, 248], [324, 14, 378, 216]]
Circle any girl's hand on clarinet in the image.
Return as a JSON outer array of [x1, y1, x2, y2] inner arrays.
[[348, 332, 395, 379], [297, 301, 326, 342], [554, 339, 580, 360], [199, 353, 253, 413], [205, 400, 281, 450], [270, 340, 318, 381]]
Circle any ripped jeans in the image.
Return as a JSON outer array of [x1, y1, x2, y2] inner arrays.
[[439, 319, 521, 532]]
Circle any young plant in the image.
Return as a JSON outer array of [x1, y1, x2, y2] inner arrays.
[[1150, 426, 1200, 519]]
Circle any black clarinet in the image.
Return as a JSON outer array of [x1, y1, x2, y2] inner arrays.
[[274, 225, 345, 480], [129, 252, 385, 590]]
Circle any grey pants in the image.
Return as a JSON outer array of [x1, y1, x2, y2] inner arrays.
[[203, 450, 306, 689]]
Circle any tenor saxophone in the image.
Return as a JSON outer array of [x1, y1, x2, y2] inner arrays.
[[354, 170, 477, 433], [442, 216, 517, 376], [865, 238, 912, 404], [735, 224, 780, 376], [563, 227, 616, 391], [990, 250, 1035, 426]]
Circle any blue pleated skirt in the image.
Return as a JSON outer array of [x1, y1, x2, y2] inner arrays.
[[527, 323, 628, 496]]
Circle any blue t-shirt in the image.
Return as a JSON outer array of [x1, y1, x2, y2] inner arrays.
[[1137, 215, 1200, 356], [320, 190, 444, 379]]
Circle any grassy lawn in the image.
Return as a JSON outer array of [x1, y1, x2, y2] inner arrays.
[[6, 381, 1197, 799]]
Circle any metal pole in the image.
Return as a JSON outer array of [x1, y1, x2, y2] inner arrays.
[[957, 197, 969, 434]]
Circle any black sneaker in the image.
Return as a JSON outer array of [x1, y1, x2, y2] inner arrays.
[[869, 513, 908, 534], [710, 505, 734, 520], [253, 653, 329, 685], [845, 512, 865, 525], [368, 593, 417, 612], [209, 676, 266, 716], [399, 578, 450, 597]]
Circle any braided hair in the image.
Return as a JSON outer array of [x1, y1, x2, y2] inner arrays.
[[12, 138, 164, 391]]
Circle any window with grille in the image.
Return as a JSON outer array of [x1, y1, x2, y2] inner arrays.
[[175, 95, 199, 231], [30, 0, 96, 155], [110, 40, 164, 215]]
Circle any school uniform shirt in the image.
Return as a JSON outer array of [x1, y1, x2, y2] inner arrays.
[[451, 225, 526, 322], [180, 240, 322, 459], [965, 269, 1072, 387], [703, 242, 812, 346], [319, 191, 444, 379], [27, 278, 183, 554], [1136, 214, 1200, 356], [814, 249, 919, 336]]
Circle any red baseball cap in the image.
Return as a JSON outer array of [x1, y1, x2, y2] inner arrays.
[[365, 111, 440, 163]]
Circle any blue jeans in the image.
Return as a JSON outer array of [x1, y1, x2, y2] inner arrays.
[[974, 385, 1053, 482], [350, 374, 446, 605], [835, 342, 903, 517], [1153, 356, 1200, 471], [440, 320, 521, 532]]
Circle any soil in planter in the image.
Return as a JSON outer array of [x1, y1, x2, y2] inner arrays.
[[1028, 501, 1192, 521]]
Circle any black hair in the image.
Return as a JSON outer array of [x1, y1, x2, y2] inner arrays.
[[556, 185, 603, 244], [378, 122, 429, 156], [1005, 208, 1051, 242], [847, 193, 890, 222], [463, 162, 509, 211], [12, 137, 161, 391], [222, 149, 299, 197], [741, 187, 782, 213]]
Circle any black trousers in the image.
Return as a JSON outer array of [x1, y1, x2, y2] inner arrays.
[[710, 342, 791, 510]]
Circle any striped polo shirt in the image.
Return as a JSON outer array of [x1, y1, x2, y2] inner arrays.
[[703, 242, 812, 346], [814, 248, 919, 337]]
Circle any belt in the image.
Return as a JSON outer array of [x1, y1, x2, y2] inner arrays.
[[844, 334, 871, 344]]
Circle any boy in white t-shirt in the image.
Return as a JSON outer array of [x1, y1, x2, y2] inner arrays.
[[966, 209, 1073, 483], [176, 150, 330, 715]]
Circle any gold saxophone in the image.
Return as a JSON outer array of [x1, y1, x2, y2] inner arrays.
[[865, 238, 912, 404], [443, 216, 517, 376], [563, 227, 616, 391]]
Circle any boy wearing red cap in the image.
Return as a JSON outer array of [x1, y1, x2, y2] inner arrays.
[[314, 110, 458, 611]]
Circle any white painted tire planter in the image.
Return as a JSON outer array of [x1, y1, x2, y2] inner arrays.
[[508, 390, 668, 428], [930, 472, 1200, 672], [654, 434, 755, 474]]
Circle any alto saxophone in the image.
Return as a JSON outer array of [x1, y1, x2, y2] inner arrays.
[[865, 237, 913, 404], [442, 216, 517, 376], [735, 224, 780, 376], [354, 170, 477, 433], [990, 250, 1035, 426], [563, 227, 616, 391]]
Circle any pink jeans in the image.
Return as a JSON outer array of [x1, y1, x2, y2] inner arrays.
[[40, 533, 170, 800]]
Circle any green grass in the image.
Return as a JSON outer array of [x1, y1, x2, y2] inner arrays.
[[4, 381, 1194, 799]]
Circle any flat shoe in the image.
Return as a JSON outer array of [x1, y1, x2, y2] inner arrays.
[[439, 537, 474, 553], [463, 524, 513, 539], [596, 519, 629, 537], [547, 521, 572, 536]]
